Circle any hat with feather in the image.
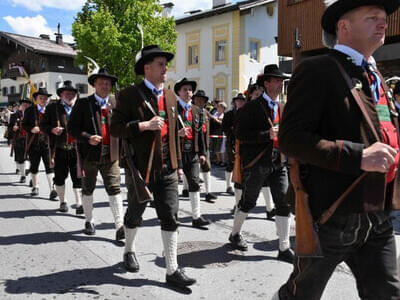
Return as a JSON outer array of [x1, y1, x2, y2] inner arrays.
[[321, 0, 399, 48]]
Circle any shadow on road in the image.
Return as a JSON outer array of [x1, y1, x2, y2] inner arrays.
[[3, 263, 192, 296]]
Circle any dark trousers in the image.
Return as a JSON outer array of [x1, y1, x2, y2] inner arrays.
[[279, 212, 400, 300], [239, 163, 290, 216], [14, 137, 26, 163], [124, 167, 179, 232], [82, 156, 120, 196], [182, 151, 200, 192], [54, 147, 81, 188], [28, 140, 53, 174], [225, 142, 235, 173]]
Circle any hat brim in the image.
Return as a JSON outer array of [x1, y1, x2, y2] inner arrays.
[[135, 51, 174, 75], [233, 97, 246, 101], [19, 99, 32, 104], [193, 94, 209, 101], [56, 87, 77, 97], [88, 74, 118, 86], [33, 92, 52, 98], [174, 81, 197, 95], [322, 0, 399, 35], [256, 73, 290, 86]]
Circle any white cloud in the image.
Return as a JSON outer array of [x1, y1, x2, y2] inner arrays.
[[170, 0, 212, 18], [3, 15, 75, 43], [9, 0, 85, 12]]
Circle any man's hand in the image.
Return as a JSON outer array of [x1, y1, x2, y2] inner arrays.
[[31, 126, 40, 134], [199, 155, 206, 165], [89, 135, 102, 146], [178, 127, 188, 137], [361, 142, 397, 173], [139, 116, 164, 132], [178, 168, 183, 176], [51, 127, 64, 136], [12, 125, 19, 132], [269, 126, 278, 140]]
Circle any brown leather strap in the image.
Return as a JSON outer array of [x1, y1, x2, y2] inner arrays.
[[242, 146, 269, 170], [330, 57, 380, 142], [318, 57, 382, 225]]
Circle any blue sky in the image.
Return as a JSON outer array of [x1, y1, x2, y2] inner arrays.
[[0, 0, 240, 43]]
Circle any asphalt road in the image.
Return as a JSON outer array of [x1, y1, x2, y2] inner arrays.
[[0, 125, 387, 299]]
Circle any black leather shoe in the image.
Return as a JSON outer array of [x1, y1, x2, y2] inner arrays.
[[31, 187, 39, 196], [226, 187, 235, 195], [181, 189, 189, 197], [192, 216, 211, 228], [205, 193, 216, 203], [266, 208, 276, 220], [278, 248, 295, 263], [166, 268, 196, 287], [123, 252, 139, 272], [76, 205, 84, 215], [116, 226, 125, 241], [20, 176, 26, 183], [229, 233, 248, 251], [49, 189, 58, 201], [59, 202, 68, 213], [83, 222, 95, 235], [16, 168, 19, 174]]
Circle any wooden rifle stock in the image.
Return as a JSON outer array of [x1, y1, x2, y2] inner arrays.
[[232, 139, 242, 184], [145, 138, 156, 184], [123, 139, 153, 203], [289, 158, 323, 257]]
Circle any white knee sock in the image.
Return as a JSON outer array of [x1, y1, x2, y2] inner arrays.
[[234, 188, 242, 207], [225, 171, 232, 189], [31, 173, 39, 188], [55, 184, 66, 203], [73, 188, 82, 206], [124, 227, 138, 253], [276, 216, 291, 251], [202, 171, 210, 194], [46, 173, 54, 191], [183, 174, 188, 191], [161, 230, 178, 275], [189, 191, 201, 219], [109, 193, 124, 229], [261, 187, 274, 212], [19, 163, 25, 176], [82, 194, 94, 223], [232, 210, 248, 236]]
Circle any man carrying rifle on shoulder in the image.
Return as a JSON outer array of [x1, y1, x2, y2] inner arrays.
[[22, 88, 57, 199], [40, 81, 82, 214], [228, 65, 294, 263], [68, 68, 124, 241], [275, 0, 400, 299], [110, 45, 196, 288]]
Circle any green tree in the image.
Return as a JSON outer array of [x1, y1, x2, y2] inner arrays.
[[72, 0, 177, 88]]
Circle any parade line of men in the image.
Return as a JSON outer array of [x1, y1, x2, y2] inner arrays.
[[4, 0, 400, 297]]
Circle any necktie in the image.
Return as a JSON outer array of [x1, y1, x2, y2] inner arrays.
[[362, 60, 381, 103]]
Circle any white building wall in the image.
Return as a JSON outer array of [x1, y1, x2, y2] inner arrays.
[[242, 2, 278, 84], [168, 11, 234, 103]]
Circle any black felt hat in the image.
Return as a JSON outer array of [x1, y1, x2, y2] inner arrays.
[[134, 45, 174, 75], [56, 80, 77, 97], [256, 64, 290, 86], [88, 67, 118, 86], [33, 87, 52, 99], [233, 93, 246, 101], [19, 98, 32, 104], [193, 90, 209, 101], [174, 78, 197, 95], [394, 82, 400, 95]]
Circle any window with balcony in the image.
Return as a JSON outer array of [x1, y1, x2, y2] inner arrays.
[[10, 86, 16, 94], [2, 87, 8, 96]]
